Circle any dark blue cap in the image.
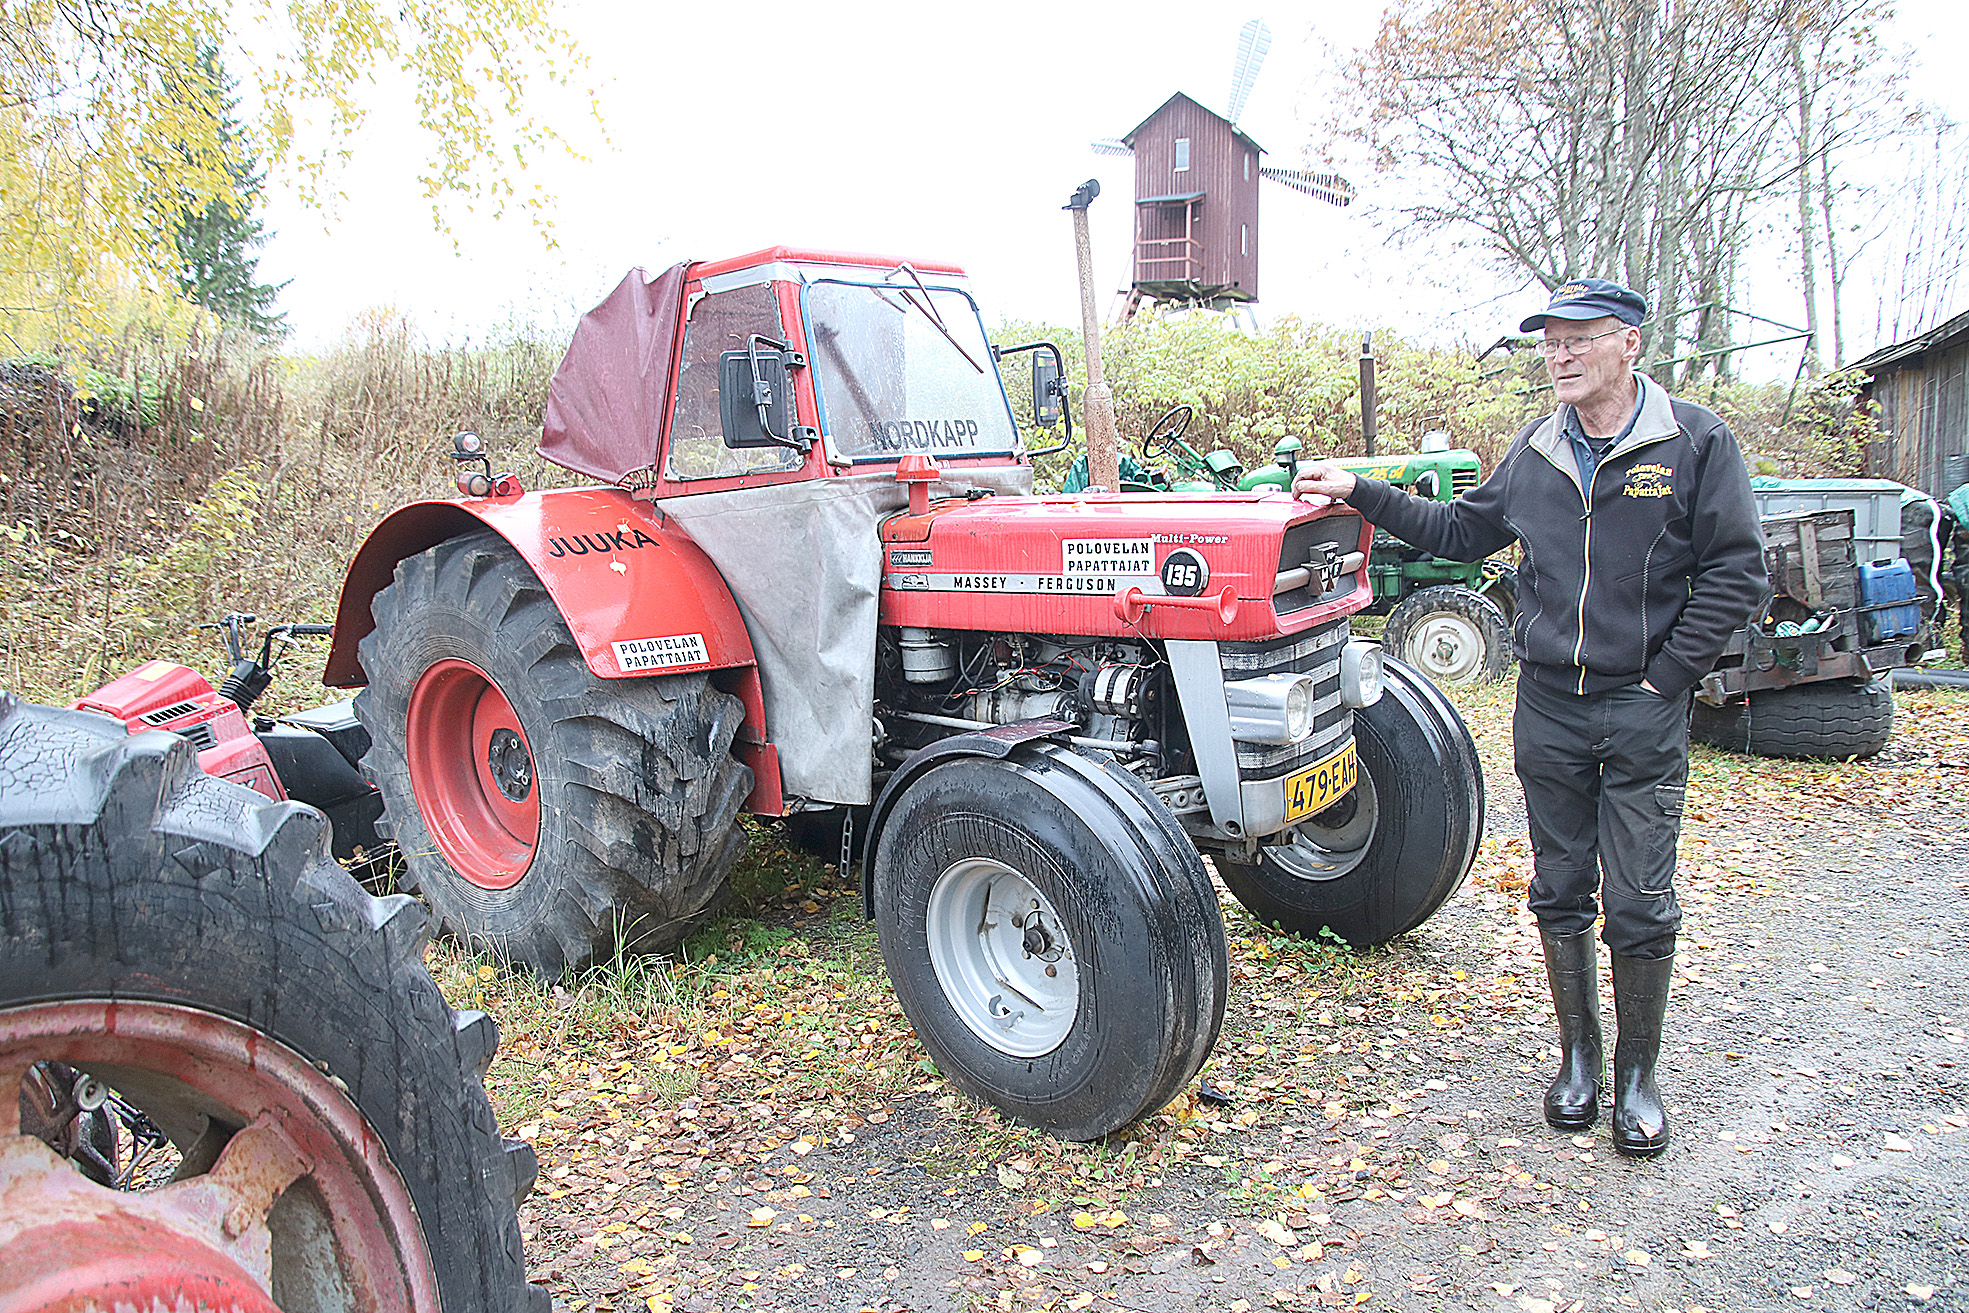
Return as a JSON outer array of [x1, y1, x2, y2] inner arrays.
[[1520, 278, 1648, 332]]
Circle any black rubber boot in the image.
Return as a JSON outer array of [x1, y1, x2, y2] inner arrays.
[[1610, 948, 1674, 1157], [1539, 929, 1603, 1130]]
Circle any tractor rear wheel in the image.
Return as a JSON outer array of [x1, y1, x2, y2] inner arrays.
[[0, 696, 542, 1313], [872, 745, 1227, 1141], [356, 531, 751, 978], [1383, 585, 1511, 685], [1217, 658, 1483, 945]]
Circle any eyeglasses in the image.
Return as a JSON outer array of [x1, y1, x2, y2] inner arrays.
[[1536, 327, 1627, 358]]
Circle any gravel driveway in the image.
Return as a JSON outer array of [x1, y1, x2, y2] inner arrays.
[[519, 685, 1969, 1313]]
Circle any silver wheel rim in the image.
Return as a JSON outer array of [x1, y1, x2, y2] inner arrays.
[[1404, 612, 1488, 683], [1265, 767, 1379, 882], [925, 858, 1079, 1057]]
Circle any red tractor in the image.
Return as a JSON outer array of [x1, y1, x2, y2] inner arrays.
[[314, 248, 1484, 1139]]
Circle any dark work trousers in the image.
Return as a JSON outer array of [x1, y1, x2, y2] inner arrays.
[[1513, 677, 1687, 959]]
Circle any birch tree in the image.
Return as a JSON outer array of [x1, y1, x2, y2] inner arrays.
[[0, 0, 588, 345]]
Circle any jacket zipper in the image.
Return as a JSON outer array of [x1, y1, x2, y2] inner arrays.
[[1572, 461, 1598, 694]]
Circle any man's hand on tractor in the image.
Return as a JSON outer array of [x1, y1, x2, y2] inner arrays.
[[1292, 463, 1357, 503]]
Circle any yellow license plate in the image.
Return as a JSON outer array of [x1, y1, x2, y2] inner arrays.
[[1282, 740, 1359, 823]]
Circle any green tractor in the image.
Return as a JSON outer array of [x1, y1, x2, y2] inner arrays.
[[1068, 410, 1516, 684]]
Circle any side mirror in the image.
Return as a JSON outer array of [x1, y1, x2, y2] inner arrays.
[[1031, 353, 1064, 428], [719, 340, 814, 452], [992, 340, 1072, 458]]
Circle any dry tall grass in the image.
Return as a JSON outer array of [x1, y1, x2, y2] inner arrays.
[[0, 317, 573, 705]]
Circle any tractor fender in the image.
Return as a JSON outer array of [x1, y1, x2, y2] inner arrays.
[[858, 718, 1076, 918], [324, 488, 757, 688]]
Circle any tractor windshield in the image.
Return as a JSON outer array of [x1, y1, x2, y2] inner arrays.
[[804, 278, 1020, 462]]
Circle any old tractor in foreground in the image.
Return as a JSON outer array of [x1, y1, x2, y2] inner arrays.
[[316, 248, 1484, 1140]]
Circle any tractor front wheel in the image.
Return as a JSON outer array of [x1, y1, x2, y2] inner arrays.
[[356, 531, 751, 978], [872, 745, 1227, 1141], [0, 697, 542, 1313], [1216, 658, 1483, 945], [1382, 585, 1511, 685]]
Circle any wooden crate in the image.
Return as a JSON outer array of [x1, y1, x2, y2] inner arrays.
[[1760, 508, 1856, 611]]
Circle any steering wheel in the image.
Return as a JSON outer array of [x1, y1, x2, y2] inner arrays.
[[1141, 404, 1194, 460]]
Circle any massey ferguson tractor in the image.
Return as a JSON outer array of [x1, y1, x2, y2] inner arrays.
[[305, 248, 1484, 1141], [1, 251, 1492, 1311]]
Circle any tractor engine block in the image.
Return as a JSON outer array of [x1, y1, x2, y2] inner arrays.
[[877, 629, 1173, 774]]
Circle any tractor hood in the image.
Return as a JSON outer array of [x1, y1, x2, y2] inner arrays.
[[879, 492, 1371, 642]]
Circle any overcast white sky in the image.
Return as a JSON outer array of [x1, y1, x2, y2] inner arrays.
[[257, 0, 1969, 371]]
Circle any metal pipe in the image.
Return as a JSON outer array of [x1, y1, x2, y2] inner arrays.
[[1066, 181, 1121, 493], [1890, 667, 1969, 689], [888, 709, 1156, 754], [1359, 333, 1378, 456]]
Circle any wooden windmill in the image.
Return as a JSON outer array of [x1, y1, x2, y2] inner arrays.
[[1092, 19, 1354, 315]]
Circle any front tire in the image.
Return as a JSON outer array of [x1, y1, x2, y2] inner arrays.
[[872, 746, 1227, 1141], [0, 696, 542, 1313], [1690, 677, 1895, 759], [1217, 658, 1483, 945], [356, 531, 751, 978], [1383, 585, 1511, 685]]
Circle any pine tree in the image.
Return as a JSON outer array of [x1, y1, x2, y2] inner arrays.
[[173, 51, 288, 338]]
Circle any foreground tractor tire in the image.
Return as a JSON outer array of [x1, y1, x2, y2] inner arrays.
[[1690, 677, 1895, 760], [1382, 585, 1512, 685], [872, 745, 1227, 1141], [0, 696, 542, 1313], [1217, 658, 1484, 945], [357, 531, 751, 978]]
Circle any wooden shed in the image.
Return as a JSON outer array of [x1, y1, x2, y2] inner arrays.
[[1123, 93, 1262, 305], [1851, 308, 1969, 496]]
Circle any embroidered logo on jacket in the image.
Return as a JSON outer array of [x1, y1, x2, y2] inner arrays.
[[1622, 463, 1674, 498]]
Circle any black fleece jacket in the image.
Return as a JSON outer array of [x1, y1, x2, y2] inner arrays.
[[1344, 374, 1766, 699]]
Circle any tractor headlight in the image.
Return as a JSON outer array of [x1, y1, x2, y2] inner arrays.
[[1341, 639, 1384, 708], [1224, 673, 1316, 744]]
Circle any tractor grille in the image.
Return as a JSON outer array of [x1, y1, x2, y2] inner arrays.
[[1451, 465, 1479, 496], [1274, 513, 1365, 615], [1219, 616, 1353, 782]]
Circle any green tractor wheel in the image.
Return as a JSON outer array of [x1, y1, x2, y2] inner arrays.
[[1382, 586, 1512, 685]]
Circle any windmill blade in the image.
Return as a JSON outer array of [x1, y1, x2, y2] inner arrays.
[[1226, 18, 1272, 124], [1261, 165, 1357, 207], [1090, 137, 1133, 158]]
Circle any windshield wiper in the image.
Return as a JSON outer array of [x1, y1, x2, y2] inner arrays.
[[883, 263, 985, 374]]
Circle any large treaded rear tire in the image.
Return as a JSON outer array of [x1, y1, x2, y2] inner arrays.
[[1690, 677, 1895, 759], [356, 531, 751, 978], [1216, 658, 1484, 945], [0, 695, 543, 1312]]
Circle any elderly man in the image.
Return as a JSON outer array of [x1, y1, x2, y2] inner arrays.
[[1293, 279, 1766, 1156]]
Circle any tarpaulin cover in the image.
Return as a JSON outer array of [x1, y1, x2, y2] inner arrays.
[[658, 463, 1033, 806], [539, 264, 689, 482]]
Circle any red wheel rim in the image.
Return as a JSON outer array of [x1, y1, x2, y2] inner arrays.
[[0, 1000, 440, 1313], [407, 658, 539, 890]]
